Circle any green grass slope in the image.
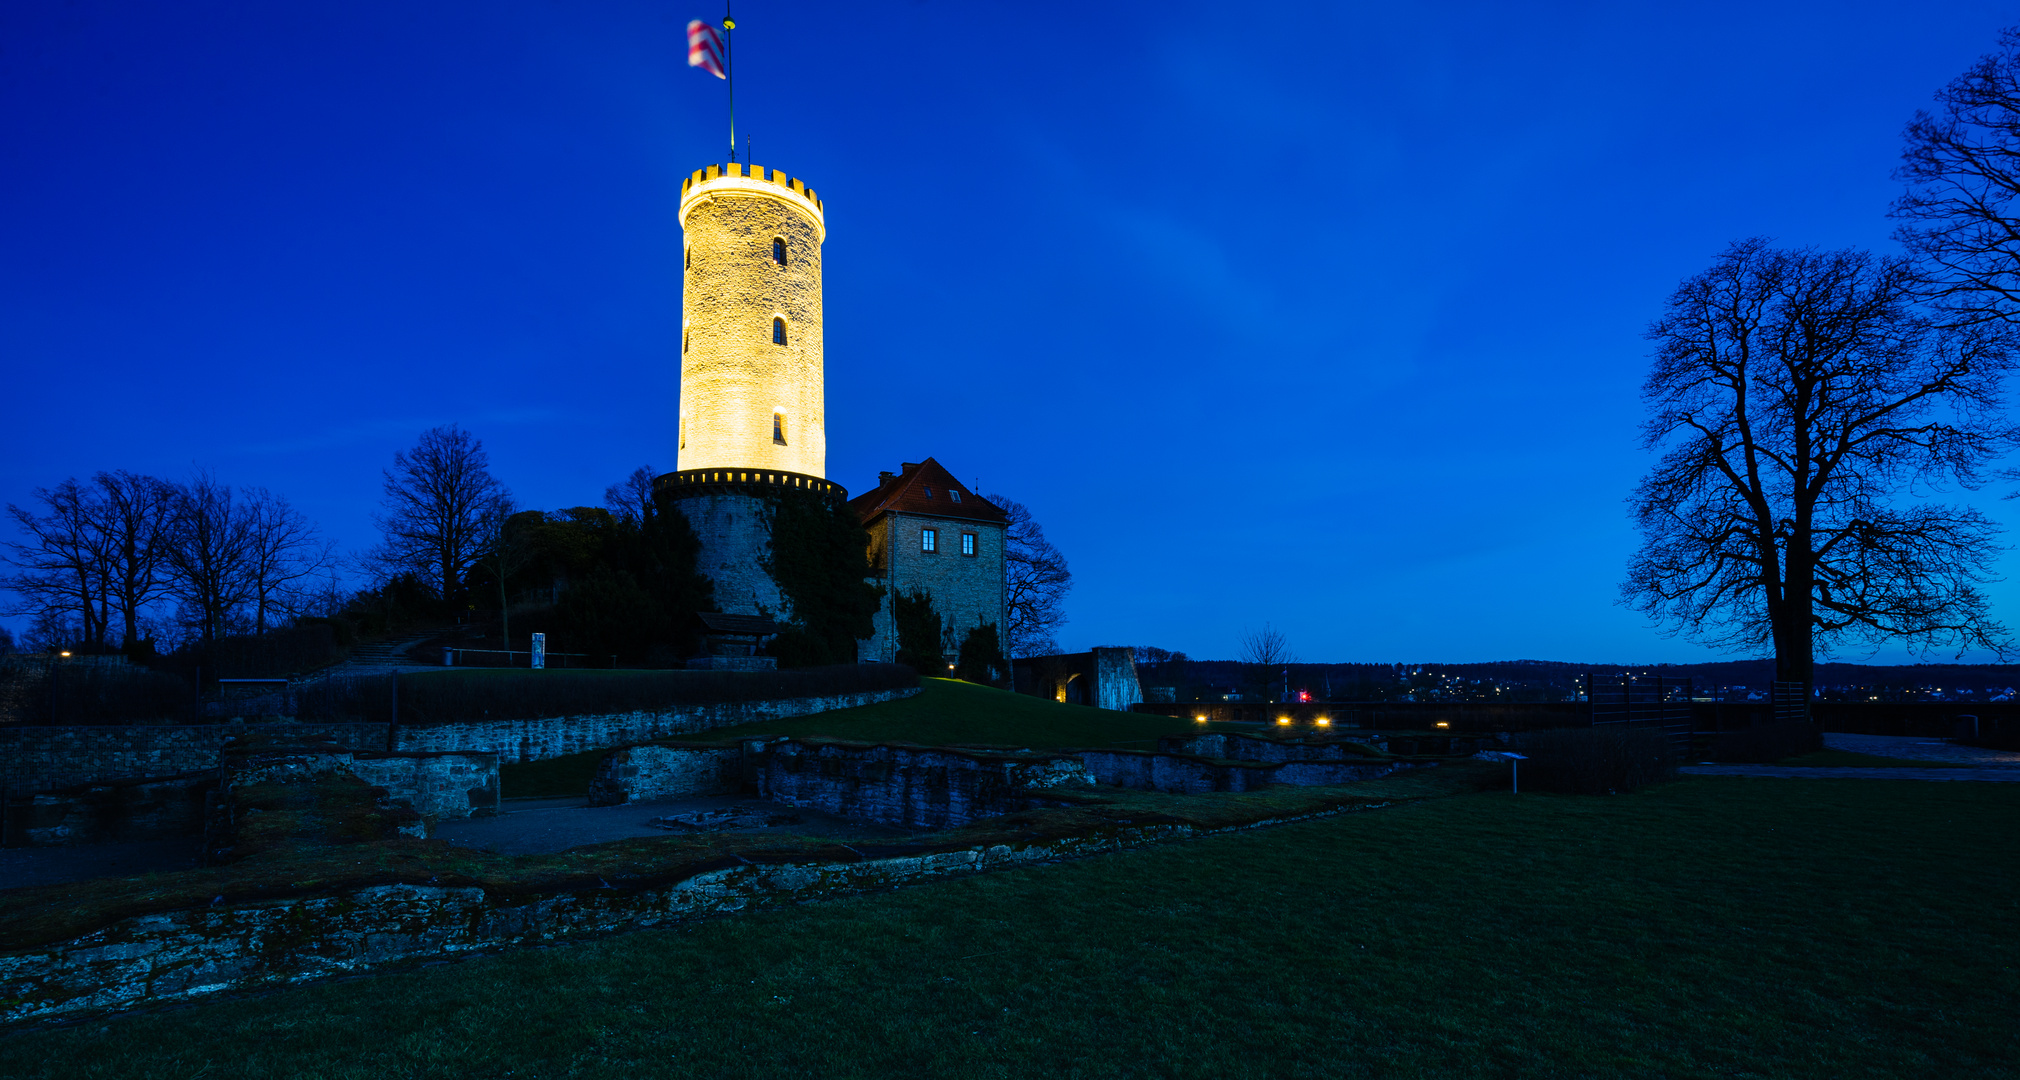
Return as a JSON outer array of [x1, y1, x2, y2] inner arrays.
[[701, 677, 1233, 750], [7, 778, 2014, 1078]]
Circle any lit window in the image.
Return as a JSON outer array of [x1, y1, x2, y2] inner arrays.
[[949, 490, 961, 503], [772, 237, 787, 265], [773, 317, 787, 345], [961, 533, 975, 556], [921, 528, 937, 553], [773, 412, 787, 445]]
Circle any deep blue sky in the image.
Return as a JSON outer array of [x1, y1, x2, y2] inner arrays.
[[4, 0, 2017, 663]]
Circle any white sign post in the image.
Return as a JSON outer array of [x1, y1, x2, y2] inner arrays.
[[530, 632, 546, 670]]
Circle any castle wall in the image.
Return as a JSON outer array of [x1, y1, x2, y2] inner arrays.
[[678, 164, 827, 479], [674, 490, 788, 617], [864, 511, 1008, 664]]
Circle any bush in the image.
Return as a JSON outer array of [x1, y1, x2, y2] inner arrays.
[[1517, 726, 1678, 794], [294, 664, 920, 725], [1706, 721, 1822, 763]]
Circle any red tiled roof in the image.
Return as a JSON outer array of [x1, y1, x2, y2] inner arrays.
[[847, 457, 1010, 527]]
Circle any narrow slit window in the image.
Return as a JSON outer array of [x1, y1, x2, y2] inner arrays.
[[921, 528, 937, 553], [683, 331, 689, 354], [685, 247, 691, 270], [773, 412, 788, 445], [961, 532, 976, 556], [773, 317, 787, 345], [772, 237, 787, 265]]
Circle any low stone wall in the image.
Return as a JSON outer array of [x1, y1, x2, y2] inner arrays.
[[0, 686, 919, 796], [1080, 749, 1406, 794], [0, 798, 1392, 1024], [7, 771, 217, 847], [391, 686, 919, 764], [346, 752, 500, 824], [756, 740, 1092, 831], [0, 724, 386, 798], [588, 742, 746, 805], [1161, 732, 1388, 763]]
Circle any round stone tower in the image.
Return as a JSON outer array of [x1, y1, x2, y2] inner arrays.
[[676, 162, 827, 478], [659, 163, 847, 630]]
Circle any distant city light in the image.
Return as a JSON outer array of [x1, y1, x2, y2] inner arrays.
[[1435, 721, 1450, 729]]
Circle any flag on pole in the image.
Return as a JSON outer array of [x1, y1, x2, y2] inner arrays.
[[688, 20, 726, 79]]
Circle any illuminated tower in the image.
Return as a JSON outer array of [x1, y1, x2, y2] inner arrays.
[[675, 162, 827, 477], [658, 163, 847, 635]]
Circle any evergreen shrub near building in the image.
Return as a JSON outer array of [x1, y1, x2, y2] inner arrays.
[[1518, 726, 1678, 794], [293, 664, 917, 725], [763, 489, 882, 666]]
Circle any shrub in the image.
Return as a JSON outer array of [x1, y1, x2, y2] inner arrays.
[[894, 590, 944, 674], [1706, 721, 1823, 763], [1517, 725, 1678, 794], [294, 664, 919, 725]]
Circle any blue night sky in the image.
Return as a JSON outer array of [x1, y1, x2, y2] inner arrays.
[[4, 0, 2017, 664]]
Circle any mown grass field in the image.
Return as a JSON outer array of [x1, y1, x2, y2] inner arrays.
[[5, 776, 2013, 1078], [503, 678, 1243, 798]]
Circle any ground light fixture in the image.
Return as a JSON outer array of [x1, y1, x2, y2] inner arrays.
[[1315, 717, 1331, 726], [1435, 721, 1450, 728], [1277, 716, 1292, 725], [1194, 715, 1208, 723], [58, 651, 71, 658]]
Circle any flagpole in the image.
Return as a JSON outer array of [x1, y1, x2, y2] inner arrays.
[[724, 3, 736, 162]]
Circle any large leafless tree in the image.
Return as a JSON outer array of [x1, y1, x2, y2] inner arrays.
[[3, 478, 112, 648], [239, 487, 335, 634], [1893, 27, 2020, 327], [987, 494, 1071, 658], [1625, 239, 2016, 695], [374, 425, 510, 602]]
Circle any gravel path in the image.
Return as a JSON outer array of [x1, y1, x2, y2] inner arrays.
[[1821, 732, 2020, 766]]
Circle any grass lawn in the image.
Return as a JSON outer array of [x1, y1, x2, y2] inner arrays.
[[1774, 749, 1969, 769], [501, 679, 1244, 797], [5, 777, 2014, 1078]]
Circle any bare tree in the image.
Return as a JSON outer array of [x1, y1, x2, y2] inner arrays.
[[1893, 27, 2020, 326], [987, 494, 1070, 658], [240, 488, 335, 634], [163, 472, 256, 659], [90, 471, 177, 650], [4, 479, 102, 649], [603, 465, 658, 525], [374, 425, 510, 603], [1239, 624, 1294, 701], [1626, 240, 2015, 696]]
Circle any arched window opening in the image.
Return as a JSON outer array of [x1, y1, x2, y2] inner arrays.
[[772, 237, 787, 265], [773, 317, 787, 345], [773, 412, 788, 445]]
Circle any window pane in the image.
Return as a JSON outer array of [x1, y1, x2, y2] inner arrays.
[[922, 529, 936, 552]]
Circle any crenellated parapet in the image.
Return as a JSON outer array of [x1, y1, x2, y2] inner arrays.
[[679, 163, 823, 230], [655, 467, 847, 503]]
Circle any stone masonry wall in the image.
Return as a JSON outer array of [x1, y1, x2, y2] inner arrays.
[[0, 796, 1399, 1025], [346, 752, 501, 823], [1079, 749, 1406, 794], [865, 511, 1007, 664], [675, 491, 789, 617], [391, 686, 918, 763], [0, 686, 918, 794], [756, 740, 1091, 830], [0, 724, 387, 796], [588, 743, 745, 805]]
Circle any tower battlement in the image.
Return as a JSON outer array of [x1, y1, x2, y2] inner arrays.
[[680, 163, 823, 224]]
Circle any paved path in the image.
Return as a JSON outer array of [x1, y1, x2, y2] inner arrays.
[[1680, 764, 2020, 781], [1822, 732, 2020, 766]]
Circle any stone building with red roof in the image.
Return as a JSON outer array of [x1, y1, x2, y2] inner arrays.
[[845, 458, 1008, 666]]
